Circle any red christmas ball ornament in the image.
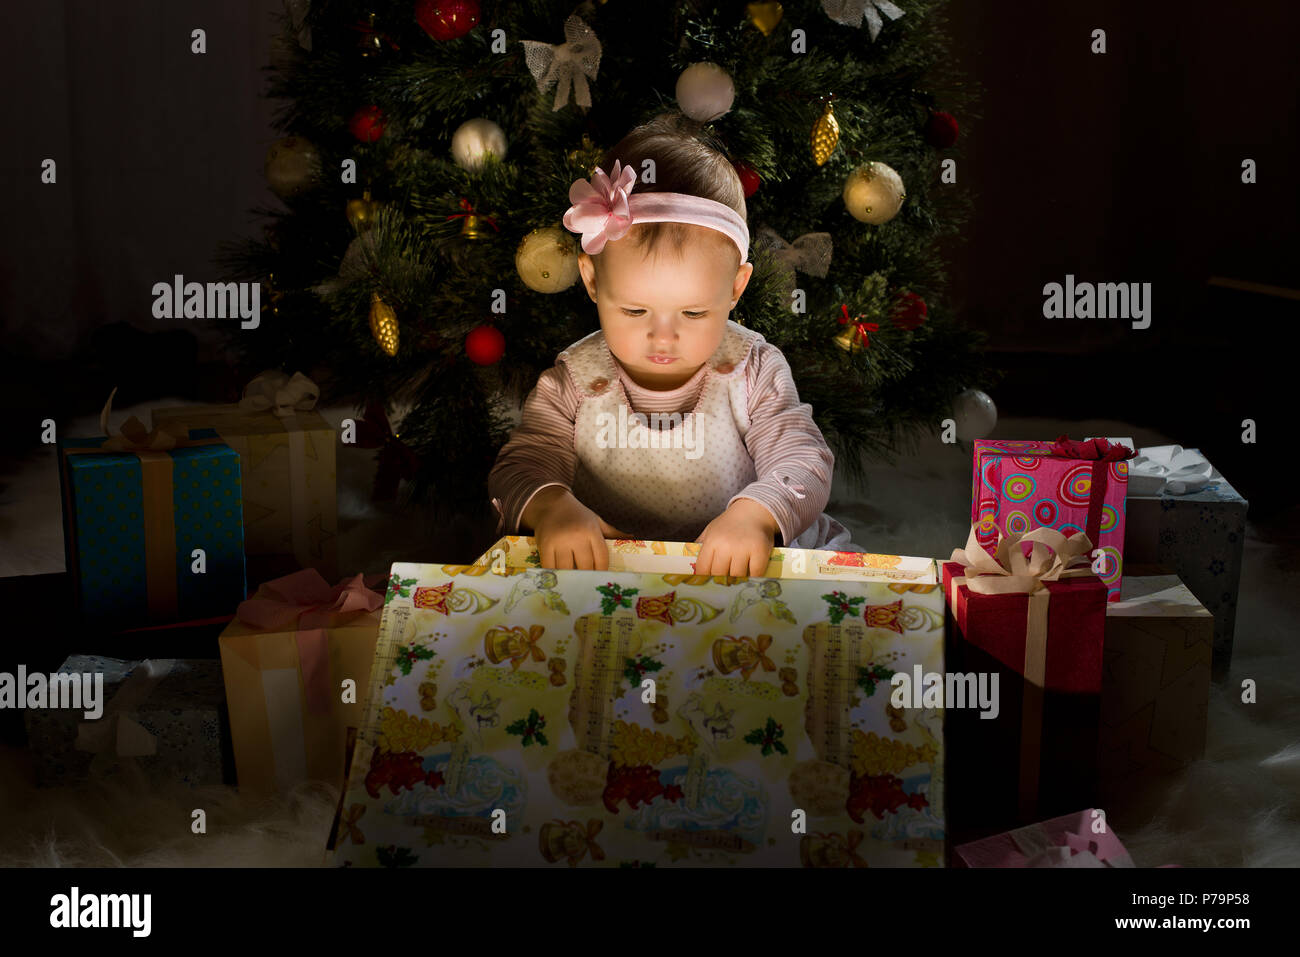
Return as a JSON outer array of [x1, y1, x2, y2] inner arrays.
[[733, 160, 761, 198], [416, 0, 480, 42], [465, 323, 505, 365], [924, 110, 959, 149], [349, 105, 387, 144], [890, 291, 928, 330]]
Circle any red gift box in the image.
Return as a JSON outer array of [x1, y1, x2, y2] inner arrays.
[[942, 526, 1108, 828], [941, 573, 1106, 695]]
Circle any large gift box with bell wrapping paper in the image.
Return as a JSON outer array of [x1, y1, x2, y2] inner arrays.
[[218, 569, 384, 795], [941, 527, 1108, 836], [23, 656, 231, 788], [331, 543, 946, 867], [152, 372, 338, 584], [57, 424, 247, 629], [972, 437, 1133, 602]]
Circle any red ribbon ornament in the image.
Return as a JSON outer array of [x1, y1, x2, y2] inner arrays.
[[839, 303, 879, 349], [445, 198, 500, 233]]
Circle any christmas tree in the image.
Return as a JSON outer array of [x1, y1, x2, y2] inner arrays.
[[217, 0, 997, 527]]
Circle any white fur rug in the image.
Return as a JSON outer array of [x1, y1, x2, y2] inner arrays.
[[2, 401, 1297, 866]]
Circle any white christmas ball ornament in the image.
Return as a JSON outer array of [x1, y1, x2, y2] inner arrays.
[[516, 226, 580, 294], [952, 389, 998, 441], [675, 63, 735, 122], [451, 118, 508, 171], [842, 161, 907, 224]]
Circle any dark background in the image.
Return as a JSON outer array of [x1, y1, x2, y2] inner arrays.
[[3, 1, 1297, 518]]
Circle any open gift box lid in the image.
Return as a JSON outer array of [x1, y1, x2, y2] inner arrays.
[[472, 536, 938, 584]]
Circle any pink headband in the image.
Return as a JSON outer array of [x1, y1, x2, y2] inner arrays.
[[562, 160, 750, 263]]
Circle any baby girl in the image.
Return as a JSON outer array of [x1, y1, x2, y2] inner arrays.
[[488, 114, 861, 574]]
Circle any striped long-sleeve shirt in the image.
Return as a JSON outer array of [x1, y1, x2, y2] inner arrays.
[[488, 338, 851, 549]]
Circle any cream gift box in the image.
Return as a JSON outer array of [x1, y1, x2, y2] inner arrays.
[[219, 570, 383, 795], [152, 375, 337, 583], [1098, 568, 1213, 824]]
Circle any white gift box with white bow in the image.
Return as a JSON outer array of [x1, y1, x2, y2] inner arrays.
[[1121, 446, 1247, 673]]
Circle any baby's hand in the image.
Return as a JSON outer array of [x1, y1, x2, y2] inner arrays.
[[693, 499, 778, 577], [527, 487, 630, 570]]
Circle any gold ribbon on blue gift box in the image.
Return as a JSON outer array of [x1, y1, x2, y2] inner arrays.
[[58, 389, 232, 621]]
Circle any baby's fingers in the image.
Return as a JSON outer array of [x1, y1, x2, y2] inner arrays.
[[692, 541, 715, 576], [590, 535, 610, 571], [729, 550, 750, 578]]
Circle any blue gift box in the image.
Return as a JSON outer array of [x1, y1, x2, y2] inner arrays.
[[1124, 457, 1247, 676], [56, 427, 247, 628], [22, 655, 230, 788]]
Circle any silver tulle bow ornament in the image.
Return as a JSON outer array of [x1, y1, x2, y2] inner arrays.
[[755, 226, 833, 294], [521, 15, 602, 111], [821, 0, 905, 41]]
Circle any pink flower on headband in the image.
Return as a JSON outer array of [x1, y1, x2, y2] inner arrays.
[[563, 160, 639, 254]]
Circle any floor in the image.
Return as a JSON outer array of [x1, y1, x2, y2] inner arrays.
[[1, 397, 1297, 866]]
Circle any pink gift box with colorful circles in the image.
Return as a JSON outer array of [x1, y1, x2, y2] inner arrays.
[[971, 439, 1131, 602]]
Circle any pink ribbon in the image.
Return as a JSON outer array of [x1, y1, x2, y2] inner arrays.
[[236, 569, 384, 714], [562, 160, 637, 254]]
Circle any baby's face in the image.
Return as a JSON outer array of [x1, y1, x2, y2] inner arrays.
[[578, 225, 753, 390]]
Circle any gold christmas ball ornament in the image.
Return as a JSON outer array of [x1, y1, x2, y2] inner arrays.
[[346, 188, 379, 232], [369, 291, 399, 356], [264, 136, 322, 198], [516, 226, 580, 293], [811, 101, 840, 167], [450, 118, 508, 172], [747, 2, 784, 35], [842, 161, 906, 224]]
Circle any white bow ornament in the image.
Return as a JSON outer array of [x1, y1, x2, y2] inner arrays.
[[756, 227, 833, 295], [521, 15, 602, 111], [822, 0, 906, 41]]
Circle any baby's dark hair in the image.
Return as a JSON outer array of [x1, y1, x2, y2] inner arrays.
[[592, 112, 747, 267]]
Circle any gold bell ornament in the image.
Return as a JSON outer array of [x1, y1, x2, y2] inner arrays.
[[447, 198, 498, 240], [834, 303, 879, 353], [262, 273, 285, 321], [346, 188, 379, 232]]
